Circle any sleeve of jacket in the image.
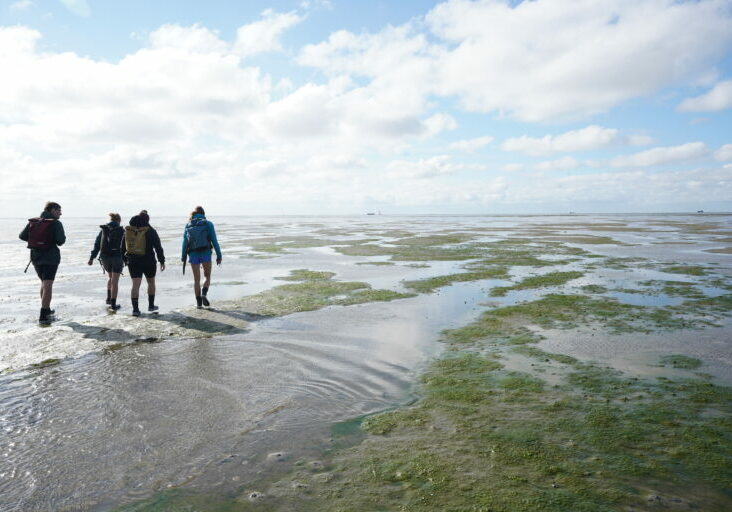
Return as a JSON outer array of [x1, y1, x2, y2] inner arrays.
[[151, 229, 165, 264], [55, 221, 66, 247], [19, 223, 30, 242], [181, 224, 188, 261], [121, 233, 128, 264], [90, 230, 102, 260], [208, 221, 222, 260]]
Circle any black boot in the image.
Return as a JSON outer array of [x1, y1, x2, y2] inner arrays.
[[39, 308, 51, 326], [132, 298, 141, 317], [196, 296, 203, 309], [108, 298, 121, 311], [148, 294, 158, 313], [106, 289, 111, 305], [201, 287, 210, 307]]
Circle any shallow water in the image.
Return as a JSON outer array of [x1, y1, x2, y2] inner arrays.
[[1, 213, 731, 510]]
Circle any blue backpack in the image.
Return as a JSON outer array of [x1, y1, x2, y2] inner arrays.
[[186, 218, 210, 252]]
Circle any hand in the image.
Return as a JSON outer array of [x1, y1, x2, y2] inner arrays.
[[160, 263, 166, 272], [87, 259, 93, 266], [216, 258, 222, 266], [181, 257, 186, 264]]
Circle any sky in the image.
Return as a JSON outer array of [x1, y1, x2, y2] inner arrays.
[[1, 0, 732, 216]]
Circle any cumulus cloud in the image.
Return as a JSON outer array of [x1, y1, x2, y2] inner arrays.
[[715, 144, 732, 162], [387, 155, 466, 179], [234, 9, 303, 58], [449, 135, 494, 152], [608, 142, 708, 168], [678, 80, 732, 112], [501, 125, 649, 156], [535, 156, 581, 171]]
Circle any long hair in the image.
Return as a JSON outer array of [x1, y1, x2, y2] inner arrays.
[[190, 206, 205, 220]]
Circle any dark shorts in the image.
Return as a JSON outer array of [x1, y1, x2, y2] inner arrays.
[[128, 257, 157, 279], [101, 256, 124, 274], [33, 263, 58, 281], [188, 252, 212, 264]]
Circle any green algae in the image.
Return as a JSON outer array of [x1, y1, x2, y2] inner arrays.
[[580, 284, 608, 294], [355, 261, 395, 266], [662, 265, 708, 276], [659, 355, 703, 370], [403, 267, 509, 293], [219, 269, 414, 317], [490, 271, 584, 297]]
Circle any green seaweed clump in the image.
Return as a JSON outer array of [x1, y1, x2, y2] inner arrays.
[[490, 271, 584, 297], [403, 266, 509, 293], [659, 354, 703, 369]]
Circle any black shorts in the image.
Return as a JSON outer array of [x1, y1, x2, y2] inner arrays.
[[101, 256, 124, 274], [127, 257, 157, 279], [33, 263, 58, 281]]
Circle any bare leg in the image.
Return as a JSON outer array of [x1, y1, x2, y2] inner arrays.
[[41, 280, 53, 309], [131, 277, 142, 299], [202, 261, 212, 291], [191, 263, 201, 297], [109, 272, 120, 299], [146, 277, 156, 296]]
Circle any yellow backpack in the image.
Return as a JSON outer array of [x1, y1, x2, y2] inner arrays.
[[125, 226, 149, 256]]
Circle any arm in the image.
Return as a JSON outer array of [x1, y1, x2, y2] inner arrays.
[[208, 221, 222, 261], [181, 224, 188, 261], [89, 231, 102, 262], [19, 223, 29, 241], [151, 229, 165, 264], [55, 221, 66, 247]]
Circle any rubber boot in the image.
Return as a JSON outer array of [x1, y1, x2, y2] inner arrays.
[[196, 296, 203, 309], [39, 308, 51, 326], [201, 287, 210, 307], [132, 298, 141, 317], [148, 294, 158, 313]]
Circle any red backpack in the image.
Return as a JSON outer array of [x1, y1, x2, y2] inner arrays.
[[26, 218, 55, 249]]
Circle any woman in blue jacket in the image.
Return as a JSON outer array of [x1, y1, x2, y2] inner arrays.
[[182, 206, 222, 308]]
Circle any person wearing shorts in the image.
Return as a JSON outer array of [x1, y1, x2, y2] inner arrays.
[[88, 212, 126, 311], [182, 206, 222, 308], [19, 201, 66, 325], [125, 211, 165, 316]]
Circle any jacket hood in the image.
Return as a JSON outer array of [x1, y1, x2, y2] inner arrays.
[[40, 211, 55, 220], [129, 215, 142, 227], [191, 213, 206, 220], [102, 221, 120, 229]]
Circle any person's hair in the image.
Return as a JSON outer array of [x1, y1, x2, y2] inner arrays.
[[44, 201, 61, 212], [138, 210, 150, 224], [190, 206, 205, 220], [109, 212, 121, 223]]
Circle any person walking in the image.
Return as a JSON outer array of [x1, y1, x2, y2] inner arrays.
[[88, 213, 126, 311], [19, 201, 66, 325], [182, 206, 222, 309], [125, 210, 165, 316]]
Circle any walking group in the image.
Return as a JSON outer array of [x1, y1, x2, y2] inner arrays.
[[20, 202, 223, 326]]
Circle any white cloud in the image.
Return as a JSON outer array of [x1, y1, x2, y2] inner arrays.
[[535, 156, 580, 171], [149, 24, 228, 54], [501, 125, 647, 156], [10, 0, 33, 11], [387, 155, 465, 179], [449, 135, 494, 152], [503, 163, 525, 172], [678, 80, 732, 112], [233, 9, 303, 58], [715, 144, 732, 162], [426, 0, 732, 121], [608, 142, 708, 168], [59, 0, 90, 17]]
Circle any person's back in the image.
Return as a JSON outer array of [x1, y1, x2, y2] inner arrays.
[[182, 206, 222, 308], [125, 211, 165, 316], [19, 201, 65, 325], [88, 213, 125, 310]]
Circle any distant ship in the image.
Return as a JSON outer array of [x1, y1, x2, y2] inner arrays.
[[697, 210, 704, 213], [366, 211, 382, 215]]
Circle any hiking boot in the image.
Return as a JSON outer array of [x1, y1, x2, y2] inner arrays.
[[132, 310, 141, 317], [108, 304, 121, 312], [39, 308, 52, 326], [201, 296, 210, 307], [148, 305, 159, 313], [196, 296, 203, 309]]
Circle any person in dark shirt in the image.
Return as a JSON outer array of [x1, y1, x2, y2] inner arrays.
[[125, 210, 165, 316], [88, 212, 126, 311], [19, 201, 66, 325]]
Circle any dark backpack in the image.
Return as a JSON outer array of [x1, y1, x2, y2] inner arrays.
[[186, 218, 210, 252], [26, 218, 55, 249], [100, 225, 124, 257]]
